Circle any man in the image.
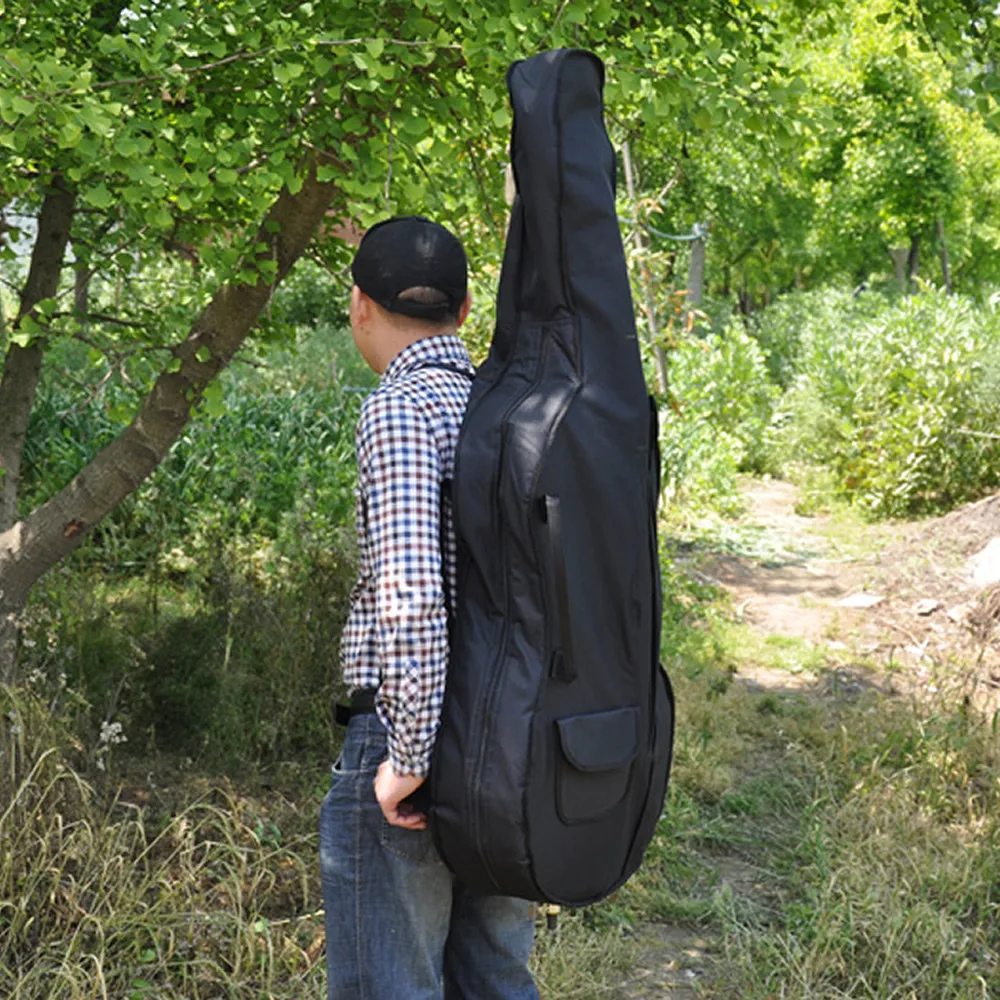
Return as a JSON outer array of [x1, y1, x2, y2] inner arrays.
[[320, 215, 538, 999]]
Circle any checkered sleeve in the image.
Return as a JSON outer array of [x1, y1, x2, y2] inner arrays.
[[356, 390, 448, 777]]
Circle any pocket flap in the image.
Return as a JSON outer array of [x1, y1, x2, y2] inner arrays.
[[556, 706, 640, 773]]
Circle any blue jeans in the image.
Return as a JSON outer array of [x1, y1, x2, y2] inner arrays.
[[320, 714, 538, 999]]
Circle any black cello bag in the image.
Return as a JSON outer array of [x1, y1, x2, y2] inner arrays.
[[429, 48, 674, 907]]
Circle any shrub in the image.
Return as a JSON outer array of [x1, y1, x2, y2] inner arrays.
[[16, 318, 366, 767], [20, 511, 356, 768], [772, 287, 1000, 517], [664, 320, 779, 496], [22, 361, 363, 574]]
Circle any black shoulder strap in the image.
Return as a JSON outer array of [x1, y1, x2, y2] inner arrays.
[[415, 361, 476, 381], [412, 361, 475, 624]]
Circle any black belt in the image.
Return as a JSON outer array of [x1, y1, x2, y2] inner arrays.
[[334, 687, 378, 727]]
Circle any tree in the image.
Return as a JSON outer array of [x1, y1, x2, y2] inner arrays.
[[0, 0, 494, 679], [0, 0, 820, 680]]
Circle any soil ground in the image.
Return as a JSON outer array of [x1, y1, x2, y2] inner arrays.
[[618, 478, 1000, 999]]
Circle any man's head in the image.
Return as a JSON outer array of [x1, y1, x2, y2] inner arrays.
[[349, 215, 471, 373]]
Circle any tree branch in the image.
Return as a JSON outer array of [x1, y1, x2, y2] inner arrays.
[[0, 159, 344, 615], [61, 38, 461, 94]]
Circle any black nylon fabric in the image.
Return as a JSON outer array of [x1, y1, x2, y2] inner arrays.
[[429, 48, 675, 907]]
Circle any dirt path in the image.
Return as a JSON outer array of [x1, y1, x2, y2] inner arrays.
[[618, 482, 823, 998], [685, 478, 876, 699], [620, 478, 1000, 999], [621, 480, 866, 999]]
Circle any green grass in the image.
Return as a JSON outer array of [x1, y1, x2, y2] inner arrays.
[[3, 514, 999, 998], [609, 572, 1000, 998]]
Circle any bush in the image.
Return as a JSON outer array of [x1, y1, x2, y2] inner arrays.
[[22, 356, 364, 575], [16, 314, 367, 767], [19, 510, 356, 768], [770, 287, 1000, 517], [660, 320, 779, 513]]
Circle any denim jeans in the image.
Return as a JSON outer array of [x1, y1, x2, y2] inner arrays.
[[320, 713, 538, 1000]]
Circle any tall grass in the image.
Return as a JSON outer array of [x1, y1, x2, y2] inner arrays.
[[0, 683, 636, 1000], [711, 693, 1000, 998], [760, 287, 1000, 517], [1, 684, 326, 998], [658, 286, 1000, 521]]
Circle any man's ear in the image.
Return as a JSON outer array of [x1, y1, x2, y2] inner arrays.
[[353, 286, 383, 333], [350, 285, 365, 322], [456, 292, 472, 328]]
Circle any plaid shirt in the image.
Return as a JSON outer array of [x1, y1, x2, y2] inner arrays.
[[340, 334, 474, 776]]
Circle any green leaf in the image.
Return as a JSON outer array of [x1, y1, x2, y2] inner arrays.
[[83, 184, 115, 209], [693, 107, 713, 131], [59, 121, 83, 148], [195, 346, 212, 363], [108, 400, 133, 424], [274, 62, 305, 85], [366, 38, 384, 59], [80, 103, 113, 136], [400, 114, 429, 137], [202, 379, 226, 418], [166, 357, 182, 373], [147, 205, 173, 229]]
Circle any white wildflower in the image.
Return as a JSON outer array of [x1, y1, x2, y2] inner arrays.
[[99, 720, 127, 747]]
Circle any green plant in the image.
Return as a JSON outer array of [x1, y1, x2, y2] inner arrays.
[[769, 287, 1000, 517], [657, 319, 779, 516]]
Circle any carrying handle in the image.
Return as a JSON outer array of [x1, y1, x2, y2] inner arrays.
[[543, 495, 576, 683]]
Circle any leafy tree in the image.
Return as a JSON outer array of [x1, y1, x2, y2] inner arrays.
[[0, 0, 833, 679], [0, 0, 493, 677]]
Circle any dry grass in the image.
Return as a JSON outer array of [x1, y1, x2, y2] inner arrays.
[[4, 504, 1000, 998], [0, 684, 635, 999]]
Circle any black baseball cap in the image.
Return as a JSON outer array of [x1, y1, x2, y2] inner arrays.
[[351, 215, 468, 323]]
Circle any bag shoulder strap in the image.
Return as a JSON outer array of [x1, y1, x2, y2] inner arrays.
[[411, 361, 475, 623]]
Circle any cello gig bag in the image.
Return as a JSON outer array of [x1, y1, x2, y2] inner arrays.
[[430, 48, 675, 907]]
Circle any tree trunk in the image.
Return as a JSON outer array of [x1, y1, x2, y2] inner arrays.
[[937, 219, 952, 294], [0, 162, 341, 684], [889, 247, 909, 292], [621, 141, 669, 395], [907, 233, 920, 294], [0, 179, 77, 533], [0, 180, 76, 682], [74, 263, 91, 323]]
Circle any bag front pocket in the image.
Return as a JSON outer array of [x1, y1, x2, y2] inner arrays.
[[554, 706, 639, 824]]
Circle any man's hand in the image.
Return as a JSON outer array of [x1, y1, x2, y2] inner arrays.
[[374, 760, 428, 829]]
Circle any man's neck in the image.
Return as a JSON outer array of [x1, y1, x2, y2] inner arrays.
[[375, 325, 452, 374]]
